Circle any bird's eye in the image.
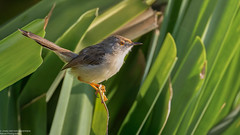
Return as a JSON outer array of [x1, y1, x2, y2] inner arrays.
[[120, 41, 125, 46]]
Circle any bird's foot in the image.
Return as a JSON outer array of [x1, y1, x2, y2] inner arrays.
[[99, 84, 108, 102], [90, 83, 108, 102]]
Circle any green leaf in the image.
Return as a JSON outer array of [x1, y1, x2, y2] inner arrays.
[[0, 0, 119, 41], [203, 45, 240, 130], [173, 0, 217, 64], [154, 0, 217, 74], [204, 0, 240, 69], [153, 0, 183, 59], [141, 30, 160, 84], [45, 0, 121, 41], [77, 0, 148, 50], [182, 1, 240, 134], [233, 92, 240, 109], [162, 37, 206, 134], [21, 95, 47, 135], [91, 93, 108, 135], [118, 33, 177, 134], [0, 19, 45, 91], [208, 105, 240, 135], [141, 80, 173, 134], [49, 70, 73, 135], [221, 106, 240, 135], [0, 80, 22, 131], [62, 80, 94, 135], [46, 71, 65, 102], [0, 0, 55, 39]]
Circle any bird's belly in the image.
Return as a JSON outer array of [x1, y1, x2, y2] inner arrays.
[[70, 60, 123, 83]]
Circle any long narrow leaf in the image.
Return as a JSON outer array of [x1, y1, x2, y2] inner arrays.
[[62, 80, 95, 135], [185, 1, 240, 134], [163, 37, 206, 134], [77, 0, 148, 50], [118, 33, 177, 134], [0, 19, 45, 91], [140, 79, 173, 134], [49, 70, 73, 135]]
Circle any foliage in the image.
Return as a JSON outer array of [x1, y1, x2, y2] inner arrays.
[[0, 0, 239, 134]]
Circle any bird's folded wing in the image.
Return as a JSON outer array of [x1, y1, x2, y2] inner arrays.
[[62, 45, 106, 70]]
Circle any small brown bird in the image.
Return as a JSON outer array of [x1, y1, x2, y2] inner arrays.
[[19, 29, 142, 101]]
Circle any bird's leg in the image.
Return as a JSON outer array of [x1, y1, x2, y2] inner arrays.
[[90, 83, 101, 98], [99, 84, 108, 103], [90, 83, 108, 102], [77, 77, 108, 101]]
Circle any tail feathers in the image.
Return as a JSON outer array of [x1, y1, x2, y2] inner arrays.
[[19, 29, 78, 62]]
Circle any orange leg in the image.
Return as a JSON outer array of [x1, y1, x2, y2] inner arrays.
[[90, 83, 106, 92], [78, 77, 108, 102], [90, 83, 108, 102]]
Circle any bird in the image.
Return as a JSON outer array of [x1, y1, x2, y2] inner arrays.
[[19, 29, 142, 101]]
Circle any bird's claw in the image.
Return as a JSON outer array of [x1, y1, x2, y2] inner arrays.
[[89, 83, 108, 102], [99, 84, 108, 102]]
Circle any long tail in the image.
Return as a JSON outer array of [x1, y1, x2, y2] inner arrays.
[[19, 29, 78, 62]]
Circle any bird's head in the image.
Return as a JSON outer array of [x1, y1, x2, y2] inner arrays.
[[101, 35, 142, 54]]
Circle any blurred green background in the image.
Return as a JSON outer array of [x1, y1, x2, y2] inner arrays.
[[0, 0, 41, 26]]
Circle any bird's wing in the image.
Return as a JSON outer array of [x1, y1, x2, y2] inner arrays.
[[62, 45, 106, 70]]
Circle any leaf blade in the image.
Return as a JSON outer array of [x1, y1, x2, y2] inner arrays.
[[118, 33, 177, 134], [0, 19, 45, 91]]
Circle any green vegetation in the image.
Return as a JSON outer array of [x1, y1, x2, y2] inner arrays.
[[0, 0, 239, 134]]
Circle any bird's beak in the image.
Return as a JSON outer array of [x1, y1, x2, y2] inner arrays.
[[130, 42, 143, 46]]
